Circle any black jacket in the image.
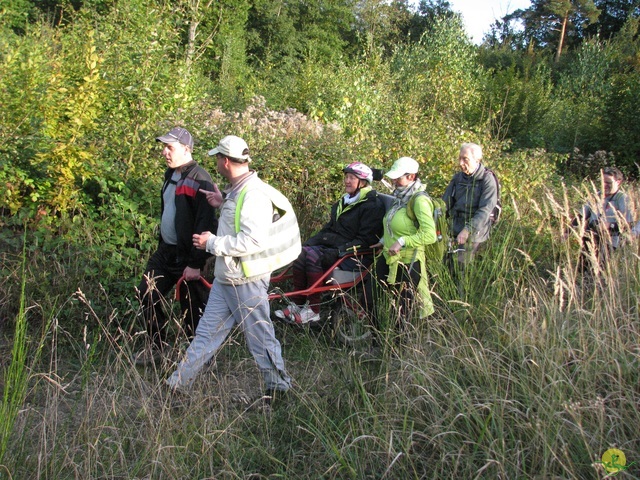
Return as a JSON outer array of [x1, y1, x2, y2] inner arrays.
[[160, 161, 218, 269], [305, 188, 385, 252]]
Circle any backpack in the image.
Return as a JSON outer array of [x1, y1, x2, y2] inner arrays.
[[406, 191, 449, 261], [484, 167, 502, 225]]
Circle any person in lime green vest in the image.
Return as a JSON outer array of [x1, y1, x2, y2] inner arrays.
[[166, 135, 292, 405], [367, 157, 436, 333]]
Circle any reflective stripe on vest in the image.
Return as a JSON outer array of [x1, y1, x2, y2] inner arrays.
[[235, 183, 302, 278]]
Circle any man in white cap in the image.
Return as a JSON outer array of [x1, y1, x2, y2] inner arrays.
[[134, 127, 218, 365], [166, 135, 293, 405]]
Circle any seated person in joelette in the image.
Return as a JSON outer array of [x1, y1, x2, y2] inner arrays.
[[275, 162, 385, 324]]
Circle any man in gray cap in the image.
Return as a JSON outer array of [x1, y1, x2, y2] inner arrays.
[[134, 127, 218, 365]]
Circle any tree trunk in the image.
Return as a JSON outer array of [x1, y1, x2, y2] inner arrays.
[[555, 12, 569, 62], [186, 20, 198, 68]]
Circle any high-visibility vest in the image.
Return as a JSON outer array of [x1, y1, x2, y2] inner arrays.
[[234, 182, 301, 278]]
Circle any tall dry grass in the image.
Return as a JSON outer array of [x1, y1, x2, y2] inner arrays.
[[1, 185, 639, 479]]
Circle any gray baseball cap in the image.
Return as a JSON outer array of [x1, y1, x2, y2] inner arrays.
[[156, 127, 194, 150]]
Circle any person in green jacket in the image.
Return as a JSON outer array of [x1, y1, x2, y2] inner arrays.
[[367, 157, 437, 332]]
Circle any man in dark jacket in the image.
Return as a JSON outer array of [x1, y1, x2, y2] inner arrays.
[[443, 143, 498, 267], [135, 127, 218, 364], [275, 162, 385, 324]]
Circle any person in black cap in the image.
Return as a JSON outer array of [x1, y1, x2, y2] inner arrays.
[[134, 127, 218, 365]]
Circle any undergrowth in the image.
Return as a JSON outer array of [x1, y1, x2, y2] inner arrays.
[[1, 188, 639, 479]]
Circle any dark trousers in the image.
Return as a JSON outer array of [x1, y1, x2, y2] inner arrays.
[[363, 256, 422, 334], [137, 241, 210, 349], [446, 240, 485, 298], [579, 230, 621, 273], [290, 245, 326, 311]]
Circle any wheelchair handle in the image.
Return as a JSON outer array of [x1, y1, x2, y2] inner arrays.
[[175, 275, 212, 301], [339, 246, 374, 257]]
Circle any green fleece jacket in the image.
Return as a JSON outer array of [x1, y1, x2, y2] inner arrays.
[[381, 191, 436, 318]]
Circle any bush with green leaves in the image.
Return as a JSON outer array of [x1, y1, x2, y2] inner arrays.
[[604, 71, 640, 172], [0, 0, 218, 222], [192, 96, 367, 238], [391, 15, 483, 129], [482, 60, 554, 148], [249, 16, 498, 196], [543, 41, 617, 156]]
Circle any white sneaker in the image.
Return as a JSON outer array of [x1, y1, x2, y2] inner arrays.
[[275, 304, 301, 320], [295, 306, 320, 324]]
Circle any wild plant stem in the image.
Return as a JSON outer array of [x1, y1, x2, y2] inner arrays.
[[0, 228, 29, 464]]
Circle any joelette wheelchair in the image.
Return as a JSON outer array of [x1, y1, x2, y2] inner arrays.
[[267, 250, 375, 345]]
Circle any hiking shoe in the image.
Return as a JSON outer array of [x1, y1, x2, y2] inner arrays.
[[133, 346, 161, 366], [275, 304, 319, 324], [275, 304, 301, 320], [292, 306, 320, 324]]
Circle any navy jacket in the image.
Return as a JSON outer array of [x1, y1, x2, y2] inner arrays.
[[305, 188, 385, 252]]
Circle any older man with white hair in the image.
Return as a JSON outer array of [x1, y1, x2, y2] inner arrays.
[[443, 142, 498, 268]]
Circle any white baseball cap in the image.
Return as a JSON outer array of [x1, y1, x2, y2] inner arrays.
[[385, 157, 419, 179], [208, 135, 251, 162]]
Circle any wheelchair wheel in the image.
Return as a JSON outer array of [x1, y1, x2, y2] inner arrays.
[[330, 301, 372, 346]]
